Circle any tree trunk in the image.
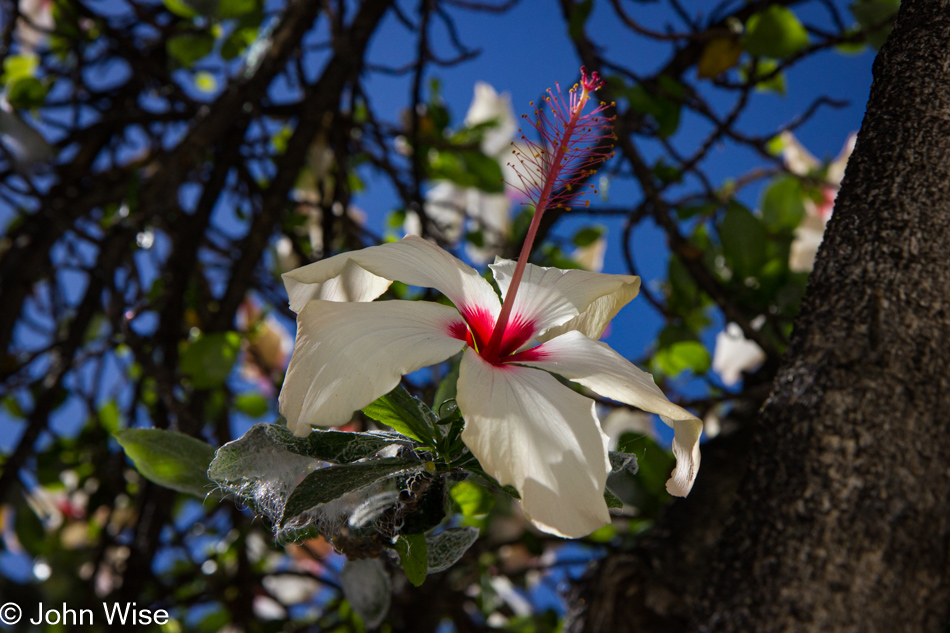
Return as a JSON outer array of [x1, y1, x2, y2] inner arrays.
[[697, 0, 950, 630], [571, 1, 950, 631]]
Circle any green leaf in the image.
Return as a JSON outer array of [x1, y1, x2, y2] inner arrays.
[[220, 25, 259, 60], [167, 33, 215, 68], [216, 0, 257, 18], [428, 149, 504, 193], [587, 523, 619, 543], [741, 59, 787, 96], [609, 451, 639, 476], [568, 0, 593, 40], [340, 559, 390, 629], [677, 202, 717, 220], [434, 362, 460, 413], [460, 150, 505, 193], [721, 203, 768, 279], [626, 82, 681, 138], [761, 176, 807, 230], [7, 77, 48, 109], [98, 400, 121, 434], [163, 0, 200, 18], [362, 386, 437, 445], [573, 226, 604, 248], [426, 527, 479, 573], [613, 434, 675, 514], [115, 429, 216, 497], [604, 488, 623, 509], [234, 394, 268, 417], [743, 6, 810, 59], [283, 458, 421, 521], [851, 0, 900, 50], [211, 424, 412, 477], [698, 36, 743, 79], [450, 480, 495, 516], [1, 53, 38, 85], [654, 160, 682, 184], [655, 340, 711, 376], [179, 331, 241, 389], [394, 533, 428, 586]]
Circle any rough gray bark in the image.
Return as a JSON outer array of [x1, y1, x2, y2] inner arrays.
[[696, 0, 950, 630]]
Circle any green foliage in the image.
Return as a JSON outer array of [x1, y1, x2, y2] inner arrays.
[[394, 533, 428, 586], [233, 393, 268, 417], [616, 75, 684, 138], [426, 527, 480, 573], [761, 176, 807, 230], [743, 6, 810, 59], [428, 148, 505, 193], [282, 458, 422, 522], [741, 59, 787, 95], [363, 385, 439, 446], [115, 429, 216, 497], [851, 0, 900, 49], [212, 422, 412, 469], [167, 33, 216, 68], [179, 331, 241, 389], [573, 226, 604, 247], [603, 489, 623, 509], [568, 0, 593, 40], [451, 480, 496, 516], [658, 340, 710, 375], [2, 54, 49, 109], [720, 203, 768, 279]]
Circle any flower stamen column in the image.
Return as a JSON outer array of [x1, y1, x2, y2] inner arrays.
[[481, 67, 616, 363]]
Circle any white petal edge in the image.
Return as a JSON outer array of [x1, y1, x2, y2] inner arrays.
[[282, 236, 500, 317], [516, 331, 702, 497], [712, 322, 767, 386], [279, 300, 466, 435], [489, 260, 640, 341], [456, 349, 611, 538]]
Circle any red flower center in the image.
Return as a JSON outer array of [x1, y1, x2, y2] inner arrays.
[[449, 307, 547, 365]]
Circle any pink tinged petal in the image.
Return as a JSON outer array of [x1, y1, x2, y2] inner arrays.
[[279, 300, 466, 436], [456, 350, 611, 538], [489, 260, 640, 341], [515, 331, 702, 497], [282, 236, 500, 317]]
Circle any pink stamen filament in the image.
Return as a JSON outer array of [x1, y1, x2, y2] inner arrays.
[[481, 80, 598, 364]]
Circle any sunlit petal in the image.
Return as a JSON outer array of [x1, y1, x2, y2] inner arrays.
[[282, 236, 500, 317], [489, 260, 640, 340], [516, 331, 702, 497], [456, 350, 611, 538], [465, 82, 517, 157], [280, 300, 466, 435], [712, 322, 766, 386]]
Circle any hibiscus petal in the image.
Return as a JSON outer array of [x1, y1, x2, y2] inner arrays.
[[515, 331, 702, 497], [280, 300, 466, 436], [456, 349, 611, 538], [282, 236, 500, 317], [489, 260, 639, 341]]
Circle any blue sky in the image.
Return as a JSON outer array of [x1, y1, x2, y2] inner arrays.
[[351, 0, 876, 371]]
